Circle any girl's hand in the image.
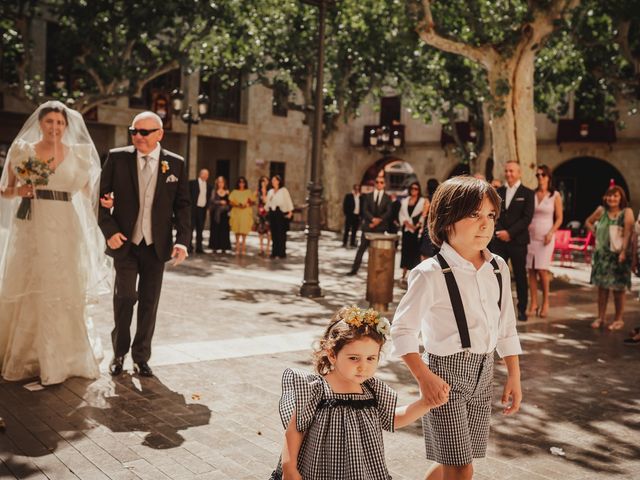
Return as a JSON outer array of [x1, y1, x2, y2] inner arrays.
[[100, 194, 114, 209], [618, 250, 626, 264], [501, 375, 522, 415], [544, 232, 553, 245], [418, 372, 450, 407], [282, 467, 303, 480], [17, 184, 33, 198], [287, 212, 293, 219]]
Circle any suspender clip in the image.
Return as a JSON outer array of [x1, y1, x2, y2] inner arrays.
[[464, 348, 471, 358], [442, 267, 452, 273]]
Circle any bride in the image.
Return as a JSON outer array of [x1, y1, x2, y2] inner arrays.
[[0, 100, 111, 385]]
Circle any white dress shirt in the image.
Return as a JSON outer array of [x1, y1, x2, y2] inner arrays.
[[266, 187, 294, 213], [505, 180, 522, 209], [373, 189, 384, 206], [391, 242, 522, 358], [197, 178, 207, 207], [353, 192, 360, 215]]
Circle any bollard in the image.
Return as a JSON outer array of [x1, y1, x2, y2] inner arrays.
[[365, 232, 398, 313]]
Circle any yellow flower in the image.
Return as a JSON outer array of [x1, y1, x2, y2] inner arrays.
[[161, 160, 169, 174]]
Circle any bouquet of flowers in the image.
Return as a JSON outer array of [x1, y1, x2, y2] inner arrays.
[[14, 155, 54, 220]]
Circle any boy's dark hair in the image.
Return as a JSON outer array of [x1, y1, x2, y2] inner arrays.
[[313, 307, 385, 375], [428, 175, 501, 247]]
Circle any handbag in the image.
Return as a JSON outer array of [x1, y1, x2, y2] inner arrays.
[[609, 225, 624, 253]]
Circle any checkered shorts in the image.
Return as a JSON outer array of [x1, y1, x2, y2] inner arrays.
[[422, 351, 494, 466]]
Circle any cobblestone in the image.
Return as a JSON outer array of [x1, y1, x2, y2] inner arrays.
[[1, 231, 639, 479]]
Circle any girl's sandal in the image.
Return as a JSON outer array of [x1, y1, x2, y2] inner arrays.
[[608, 320, 625, 331]]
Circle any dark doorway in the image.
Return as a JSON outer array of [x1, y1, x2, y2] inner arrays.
[[552, 157, 629, 227]]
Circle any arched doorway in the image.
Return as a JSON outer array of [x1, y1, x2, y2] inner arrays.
[[360, 157, 418, 195], [553, 157, 629, 226]]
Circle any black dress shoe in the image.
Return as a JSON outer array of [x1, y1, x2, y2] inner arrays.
[[109, 356, 124, 376], [345, 270, 358, 276], [517, 311, 528, 322], [195, 248, 205, 254], [133, 361, 154, 377]]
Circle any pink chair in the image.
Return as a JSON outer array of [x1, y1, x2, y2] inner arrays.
[[569, 231, 594, 264], [553, 229, 573, 266]]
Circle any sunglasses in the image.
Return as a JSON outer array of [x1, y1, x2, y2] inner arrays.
[[375, 180, 385, 184], [128, 127, 160, 137], [535, 172, 547, 178]]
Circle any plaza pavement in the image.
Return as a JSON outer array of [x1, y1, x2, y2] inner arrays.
[[1, 230, 639, 479]]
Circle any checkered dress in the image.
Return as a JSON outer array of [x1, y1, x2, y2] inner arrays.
[[422, 351, 494, 466], [269, 368, 398, 480]]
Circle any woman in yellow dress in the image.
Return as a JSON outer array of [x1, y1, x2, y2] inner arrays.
[[229, 176, 255, 255]]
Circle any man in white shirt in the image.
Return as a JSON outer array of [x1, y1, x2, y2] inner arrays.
[[491, 161, 535, 321], [342, 184, 361, 247], [99, 111, 190, 377], [189, 168, 212, 253]]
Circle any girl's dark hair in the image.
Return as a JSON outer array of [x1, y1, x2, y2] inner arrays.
[[258, 175, 269, 188], [38, 106, 68, 125], [603, 185, 628, 210], [536, 164, 555, 196], [271, 174, 284, 187], [408, 181, 422, 197], [428, 175, 501, 247], [236, 176, 249, 189], [313, 307, 386, 375]]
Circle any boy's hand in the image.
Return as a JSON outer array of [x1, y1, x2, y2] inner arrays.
[[501, 375, 522, 415], [282, 467, 303, 480], [418, 371, 450, 406]]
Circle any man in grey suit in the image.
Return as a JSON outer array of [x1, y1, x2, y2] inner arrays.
[[99, 111, 191, 377], [346, 176, 392, 275]]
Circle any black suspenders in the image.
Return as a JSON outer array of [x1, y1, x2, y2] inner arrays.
[[435, 253, 502, 350]]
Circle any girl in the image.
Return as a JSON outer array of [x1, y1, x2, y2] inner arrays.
[[270, 306, 442, 480], [399, 181, 425, 284], [391, 176, 522, 480]]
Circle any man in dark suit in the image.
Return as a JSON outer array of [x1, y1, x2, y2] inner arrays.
[[491, 160, 535, 321], [342, 184, 361, 247], [189, 168, 212, 253], [99, 111, 190, 377], [347, 176, 392, 275]]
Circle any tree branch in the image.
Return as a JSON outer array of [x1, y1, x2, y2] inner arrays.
[[418, 0, 494, 68], [616, 20, 640, 74], [131, 60, 180, 97]]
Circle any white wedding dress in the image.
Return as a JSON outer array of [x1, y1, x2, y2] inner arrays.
[[0, 141, 103, 385]]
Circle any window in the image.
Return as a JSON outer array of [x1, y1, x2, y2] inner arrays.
[[380, 96, 401, 126], [269, 161, 286, 182], [129, 69, 181, 111], [200, 69, 242, 123], [272, 80, 289, 117]]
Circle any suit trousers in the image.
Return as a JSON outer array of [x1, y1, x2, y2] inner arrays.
[[112, 241, 165, 363], [350, 231, 370, 273], [342, 214, 359, 246], [191, 206, 207, 251], [492, 241, 528, 314]]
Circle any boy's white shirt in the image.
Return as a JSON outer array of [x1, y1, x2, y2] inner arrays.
[[391, 242, 522, 358]]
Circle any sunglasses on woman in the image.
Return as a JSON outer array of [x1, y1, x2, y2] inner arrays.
[[128, 127, 160, 137], [535, 172, 547, 178]]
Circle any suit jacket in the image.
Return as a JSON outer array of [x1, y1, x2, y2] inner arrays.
[[494, 183, 535, 246], [343, 192, 358, 218], [189, 179, 213, 210], [361, 191, 392, 233], [99, 145, 191, 262]]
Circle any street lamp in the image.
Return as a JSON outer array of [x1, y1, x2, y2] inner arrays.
[[299, 0, 334, 298], [368, 125, 404, 155], [170, 89, 210, 178]]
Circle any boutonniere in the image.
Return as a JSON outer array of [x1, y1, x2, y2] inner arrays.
[[161, 160, 169, 174]]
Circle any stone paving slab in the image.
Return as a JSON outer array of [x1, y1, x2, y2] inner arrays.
[[1, 231, 639, 479]]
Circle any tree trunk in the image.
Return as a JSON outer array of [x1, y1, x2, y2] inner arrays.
[[473, 101, 492, 177], [320, 132, 342, 231], [487, 54, 536, 187]]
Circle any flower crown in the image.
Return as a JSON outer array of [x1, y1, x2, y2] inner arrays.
[[340, 305, 391, 339]]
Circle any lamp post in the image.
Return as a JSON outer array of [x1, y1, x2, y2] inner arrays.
[[170, 89, 209, 178], [299, 0, 331, 298]]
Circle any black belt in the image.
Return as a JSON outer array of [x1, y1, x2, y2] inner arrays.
[[36, 189, 71, 201]]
